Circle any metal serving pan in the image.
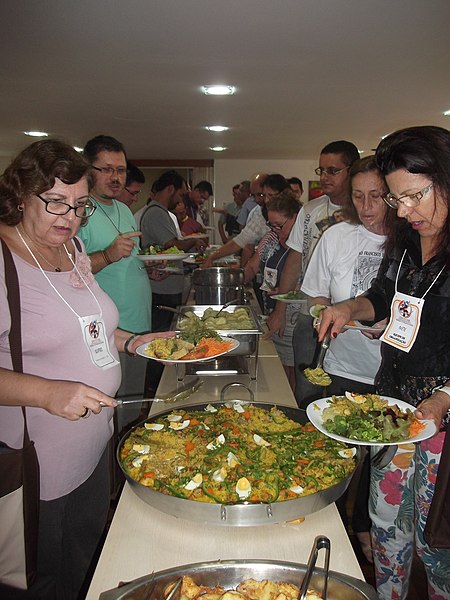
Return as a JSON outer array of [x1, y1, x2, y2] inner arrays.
[[117, 402, 360, 527], [173, 305, 263, 356], [99, 557, 377, 600]]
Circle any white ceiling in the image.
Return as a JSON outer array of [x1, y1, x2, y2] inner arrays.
[[1, 0, 449, 161]]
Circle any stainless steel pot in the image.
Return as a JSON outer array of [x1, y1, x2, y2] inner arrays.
[[117, 402, 360, 527], [99, 558, 377, 600], [193, 267, 245, 304], [174, 305, 262, 356]]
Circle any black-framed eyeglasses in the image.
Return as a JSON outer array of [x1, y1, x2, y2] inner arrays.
[[382, 183, 433, 209], [125, 187, 140, 197], [267, 218, 288, 231], [315, 166, 350, 177], [36, 194, 96, 218], [92, 165, 127, 177]]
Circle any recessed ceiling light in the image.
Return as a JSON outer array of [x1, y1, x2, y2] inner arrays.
[[23, 130, 48, 137], [73, 146, 83, 152], [210, 146, 227, 152], [206, 125, 229, 132], [202, 85, 235, 96], [443, 109, 450, 116]]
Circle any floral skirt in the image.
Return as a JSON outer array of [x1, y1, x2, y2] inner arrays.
[[370, 433, 450, 599]]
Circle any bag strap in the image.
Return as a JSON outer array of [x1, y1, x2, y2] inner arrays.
[[1, 239, 29, 444], [73, 236, 82, 252], [2, 239, 23, 373]]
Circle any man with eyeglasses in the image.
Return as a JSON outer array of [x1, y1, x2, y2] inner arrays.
[[79, 135, 153, 433], [117, 161, 145, 208], [266, 140, 359, 405]]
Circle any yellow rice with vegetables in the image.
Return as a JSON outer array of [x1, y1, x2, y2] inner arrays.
[[119, 404, 357, 504]]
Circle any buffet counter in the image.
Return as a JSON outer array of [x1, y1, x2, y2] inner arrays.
[[87, 341, 364, 599]]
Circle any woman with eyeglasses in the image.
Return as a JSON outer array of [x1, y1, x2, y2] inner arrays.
[[0, 139, 170, 598], [301, 155, 392, 561], [244, 189, 301, 389], [316, 126, 450, 599]]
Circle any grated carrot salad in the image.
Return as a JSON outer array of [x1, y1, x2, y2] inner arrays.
[[180, 337, 233, 360]]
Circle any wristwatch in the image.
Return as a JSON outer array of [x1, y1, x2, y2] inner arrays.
[[432, 385, 450, 399]]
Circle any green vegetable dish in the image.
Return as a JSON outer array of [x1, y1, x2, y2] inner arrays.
[[140, 245, 184, 255], [119, 404, 357, 504], [321, 393, 425, 443]]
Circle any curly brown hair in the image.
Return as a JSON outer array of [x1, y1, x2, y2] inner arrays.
[[0, 139, 91, 226], [266, 189, 301, 218]]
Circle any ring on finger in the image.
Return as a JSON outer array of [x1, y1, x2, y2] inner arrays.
[[81, 407, 90, 418]]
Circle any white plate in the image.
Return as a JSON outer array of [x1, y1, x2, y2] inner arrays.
[[308, 305, 384, 333], [135, 336, 240, 364], [183, 255, 206, 265], [306, 395, 437, 446], [343, 320, 385, 333], [137, 253, 192, 262], [272, 293, 307, 305], [182, 233, 209, 239]]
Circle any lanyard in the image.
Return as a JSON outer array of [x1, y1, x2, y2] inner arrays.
[[16, 227, 102, 319], [395, 249, 445, 299]]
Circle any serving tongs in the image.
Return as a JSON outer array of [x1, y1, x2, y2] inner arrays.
[[115, 380, 203, 406], [299, 535, 330, 600]]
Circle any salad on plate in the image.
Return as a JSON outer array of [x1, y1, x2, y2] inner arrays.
[[307, 392, 435, 445]]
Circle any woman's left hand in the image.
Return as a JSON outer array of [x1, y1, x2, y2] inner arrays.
[[415, 390, 450, 430]]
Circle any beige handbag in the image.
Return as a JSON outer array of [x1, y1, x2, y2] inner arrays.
[[0, 239, 39, 589]]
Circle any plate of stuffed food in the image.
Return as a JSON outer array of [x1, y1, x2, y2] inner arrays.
[[136, 335, 239, 364]]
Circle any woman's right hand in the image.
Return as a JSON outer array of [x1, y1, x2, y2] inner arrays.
[[316, 303, 353, 341], [43, 380, 118, 421]]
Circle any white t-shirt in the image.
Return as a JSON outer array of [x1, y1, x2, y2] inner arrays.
[[286, 194, 345, 277], [301, 222, 385, 384]]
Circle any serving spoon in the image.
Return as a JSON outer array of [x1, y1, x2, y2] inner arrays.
[[215, 297, 240, 317]]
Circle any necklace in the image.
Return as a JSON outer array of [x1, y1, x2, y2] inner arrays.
[[17, 225, 63, 271], [90, 196, 122, 234]]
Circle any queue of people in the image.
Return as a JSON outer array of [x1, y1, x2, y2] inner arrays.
[[1, 126, 449, 600]]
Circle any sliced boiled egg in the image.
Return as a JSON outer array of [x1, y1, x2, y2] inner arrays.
[[212, 467, 228, 482], [131, 455, 149, 468], [206, 433, 225, 450], [169, 419, 190, 430], [184, 473, 203, 490], [236, 477, 251, 500], [205, 404, 218, 412], [132, 444, 150, 454], [345, 391, 366, 404], [227, 451, 240, 468], [167, 414, 183, 422], [144, 423, 164, 431], [339, 447, 357, 459], [253, 434, 271, 447], [289, 485, 304, 495]]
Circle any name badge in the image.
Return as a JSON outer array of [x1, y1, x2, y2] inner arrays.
[[381, 291, 423, 353], [260, 266, 278, 291], [78, 314, 120, 369]]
